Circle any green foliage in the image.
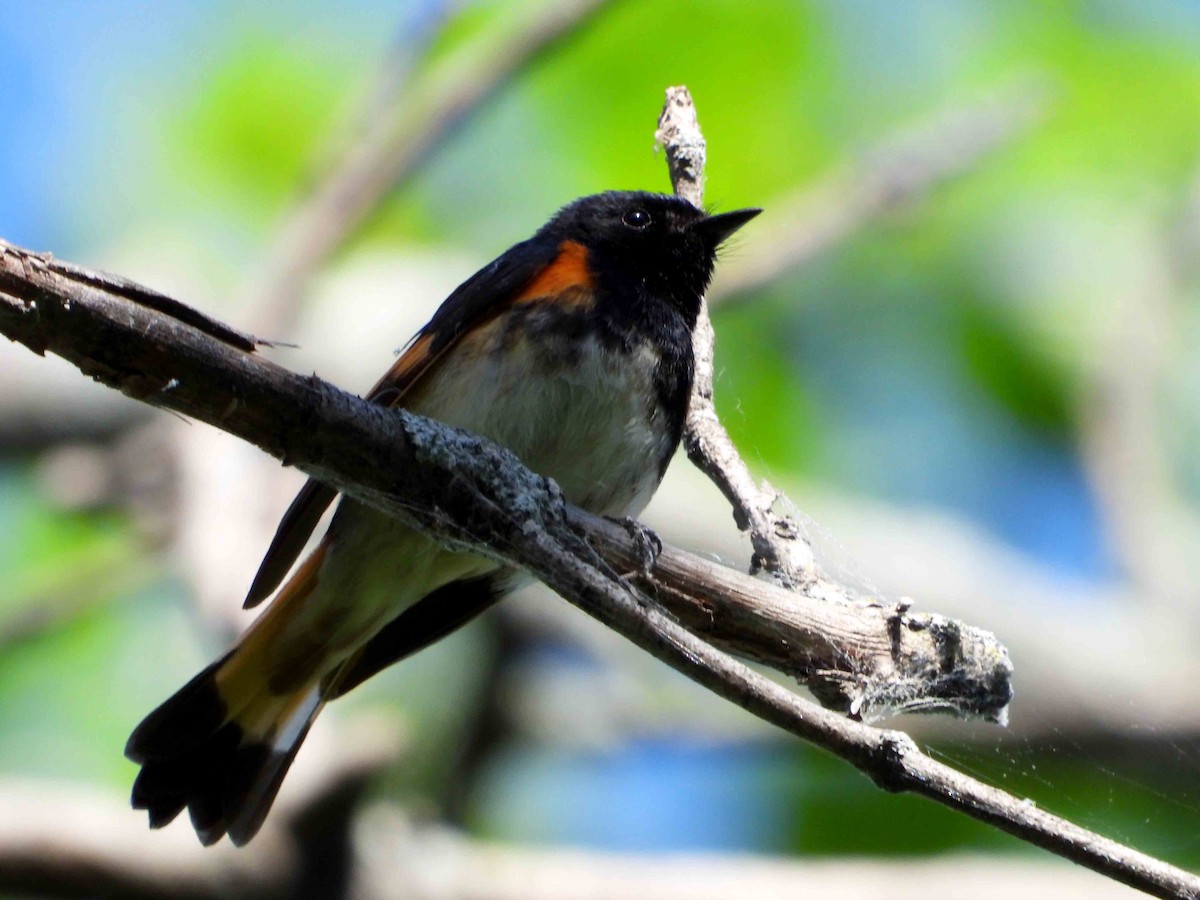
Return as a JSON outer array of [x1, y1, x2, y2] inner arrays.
[[956, 300, 1076, 439], [168, 32, 359, 219], [0, 471, 201, 786], [712, 299, 824, 475], [0, 476, 134, 623]]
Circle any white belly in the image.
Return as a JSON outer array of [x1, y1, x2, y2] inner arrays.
[[285, 325, 676, 661], [411, 329, 673, 517]]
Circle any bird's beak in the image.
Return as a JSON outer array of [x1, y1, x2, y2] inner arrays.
[[692, 207, 762, 245]]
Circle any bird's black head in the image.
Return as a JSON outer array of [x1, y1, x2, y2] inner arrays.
[[539, 191, 760, 326]]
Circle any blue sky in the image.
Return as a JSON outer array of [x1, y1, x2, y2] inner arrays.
[[0, 1, 403, 250]]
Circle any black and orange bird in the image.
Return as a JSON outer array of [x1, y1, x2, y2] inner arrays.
[[125, 190, 761, 845]]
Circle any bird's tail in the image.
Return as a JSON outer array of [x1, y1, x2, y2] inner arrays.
[[126, 551, 336, 846]]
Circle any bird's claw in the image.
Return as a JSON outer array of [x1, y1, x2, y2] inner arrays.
[[610, 516, 662, 578]]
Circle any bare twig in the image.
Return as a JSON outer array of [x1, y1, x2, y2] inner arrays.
[[658, 86, 814, 587], [245, 0, 623, 333], [665, 78, 1050, 586], [667, 76, 1047, 593], [1, 240, 1195, 897]]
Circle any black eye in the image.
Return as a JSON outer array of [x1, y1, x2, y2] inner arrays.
[[622, 208, 652, 229]]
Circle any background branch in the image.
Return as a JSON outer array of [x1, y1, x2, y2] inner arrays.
[[707, 75, 1052, 306], [244, 0, 623, 334], [0, 777, 1141, 900]]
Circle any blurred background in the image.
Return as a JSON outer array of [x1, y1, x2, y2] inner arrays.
[[2, 1, 1200, 897]]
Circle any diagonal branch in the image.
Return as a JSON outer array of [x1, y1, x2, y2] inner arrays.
[[0, 238, 1006, 721], [245, 0, 624, 333], [0, 235, 1195, 897]]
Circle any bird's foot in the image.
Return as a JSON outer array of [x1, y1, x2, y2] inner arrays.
[[609, 516, 662, 578]]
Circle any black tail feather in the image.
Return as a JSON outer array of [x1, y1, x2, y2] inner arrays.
[[128, 574, 504, 844], [127, 655, 309, 847], [226, 723, 314, 845], [125, 653, 231, 764], [130, 711, 250, 844]]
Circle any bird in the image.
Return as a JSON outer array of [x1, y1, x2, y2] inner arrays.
[[125, 190, 761, 846]]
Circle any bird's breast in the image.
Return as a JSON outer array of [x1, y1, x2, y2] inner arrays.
[[408, 306, 682, 518]]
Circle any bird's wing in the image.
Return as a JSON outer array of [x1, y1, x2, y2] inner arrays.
[[242, 236, 565, 608]]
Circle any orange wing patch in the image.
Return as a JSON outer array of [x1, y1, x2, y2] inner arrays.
[[370, 240, 594, 407], [514, 240, 595, 308]]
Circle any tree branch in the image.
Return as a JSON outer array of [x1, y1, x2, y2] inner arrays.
[[1, 234, 1195, 897], [0, 714, 404, 900], [0, 779, 1143, 900], [652, 84, 1196, 897]]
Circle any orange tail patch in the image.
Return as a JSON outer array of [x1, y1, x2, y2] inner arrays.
[[127, 542, 337, 846]]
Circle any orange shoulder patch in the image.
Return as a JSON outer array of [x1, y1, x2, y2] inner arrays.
[[514, 240, 595, 307]]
